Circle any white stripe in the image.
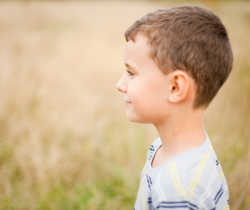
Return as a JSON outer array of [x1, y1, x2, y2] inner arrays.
[[198, 167, 217, 209], [157, 171, 166, 200], [199, 168, 216, 202], [223, 185, 228, 192], [155, 172, 164, 201], [155, 183, 163, 201]]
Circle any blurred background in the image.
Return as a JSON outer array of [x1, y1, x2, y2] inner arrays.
[[0, 0, 249, 209]]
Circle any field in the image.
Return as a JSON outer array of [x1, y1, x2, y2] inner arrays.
[[0, 1, 250, 209]]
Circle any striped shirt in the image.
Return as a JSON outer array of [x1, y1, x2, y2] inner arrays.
[[134, 134, 229, 210]]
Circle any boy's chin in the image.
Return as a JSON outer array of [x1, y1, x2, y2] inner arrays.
[[126, 112, 151, 124], [126, 111, 141, 123]]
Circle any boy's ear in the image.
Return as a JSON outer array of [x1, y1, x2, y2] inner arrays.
[[168, 70, 190, 104]]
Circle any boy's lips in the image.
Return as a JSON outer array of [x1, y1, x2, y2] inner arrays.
[[125, 100, 131, 106]]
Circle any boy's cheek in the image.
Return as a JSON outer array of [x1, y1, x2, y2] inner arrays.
[[127, 84, 139, 101]]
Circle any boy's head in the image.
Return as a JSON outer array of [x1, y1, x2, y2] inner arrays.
[[117, 5, 233, 123]]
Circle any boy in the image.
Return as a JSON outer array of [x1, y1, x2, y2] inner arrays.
[[116, 5, 233, 210]]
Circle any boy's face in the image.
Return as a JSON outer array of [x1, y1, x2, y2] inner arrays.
[[116, 33, 171, 124]]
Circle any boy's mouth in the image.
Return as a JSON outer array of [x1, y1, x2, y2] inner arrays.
[[125, 100, 131, 106]]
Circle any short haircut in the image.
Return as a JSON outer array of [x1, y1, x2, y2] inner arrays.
[[125, 5, 233, 109]]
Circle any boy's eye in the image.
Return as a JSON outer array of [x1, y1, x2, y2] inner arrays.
[[126, 70, 134, 76]]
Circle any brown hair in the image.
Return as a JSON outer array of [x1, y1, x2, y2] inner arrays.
[[125, 5, 233, 109]]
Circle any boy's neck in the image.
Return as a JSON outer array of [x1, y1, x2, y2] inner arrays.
[[152, 108, 206, 168]]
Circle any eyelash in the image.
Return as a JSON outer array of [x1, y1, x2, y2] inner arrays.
[[126, 70, 134, 76]]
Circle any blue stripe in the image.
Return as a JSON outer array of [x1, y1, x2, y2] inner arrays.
[[156, 205, 196, 210], [215, 190, 223, 204], [156, 201, 198, 210], [214, 186, 222, 201], [159, 201, 198, 209]]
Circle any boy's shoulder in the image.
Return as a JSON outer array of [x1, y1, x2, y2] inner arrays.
[[146, 135, 216, 165], [145, 136, 229, 209]]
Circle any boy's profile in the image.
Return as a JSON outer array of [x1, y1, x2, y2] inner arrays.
[[116, 5, 233, 210]]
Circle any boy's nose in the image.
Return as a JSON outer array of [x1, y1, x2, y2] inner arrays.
[[116, 76, 127, 93]]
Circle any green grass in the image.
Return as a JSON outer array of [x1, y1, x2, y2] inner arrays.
[[0, 174, 138, 210]]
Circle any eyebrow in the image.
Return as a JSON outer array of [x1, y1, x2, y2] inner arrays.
[[125, 62, 136, 70]]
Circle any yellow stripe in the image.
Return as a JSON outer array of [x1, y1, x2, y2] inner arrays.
[[170, 162, 182, 197], [143, 167, 146, 173], [190, 147, 212, 198], [219, 171, 224, 178], [140, 177, 147, 209], [223, 204, 229, 210], [189, 147, 212, 199], [173, 161, 186, 196], [188, 153, 206, 197]]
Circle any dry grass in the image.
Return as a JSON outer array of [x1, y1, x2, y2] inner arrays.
[[0, 1, 249, 209]]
